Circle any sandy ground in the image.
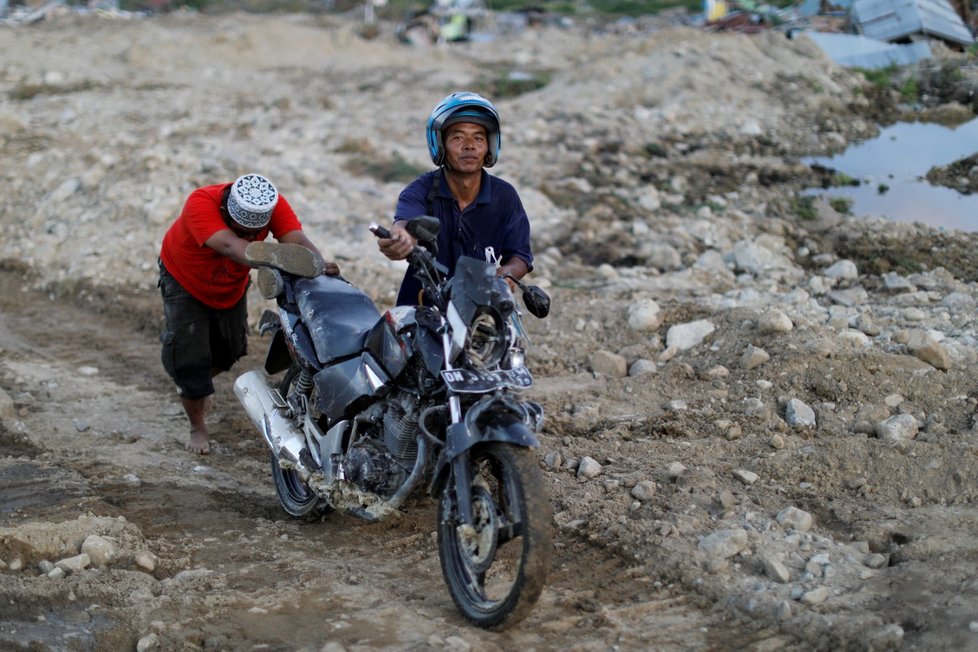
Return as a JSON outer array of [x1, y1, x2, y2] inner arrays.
[[1, 9, 978, 651]]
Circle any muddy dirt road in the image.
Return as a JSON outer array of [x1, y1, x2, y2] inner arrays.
[[0, 268, 742, 650]]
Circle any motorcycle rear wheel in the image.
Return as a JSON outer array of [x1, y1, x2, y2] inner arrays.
[[269, 366, 328, 520], [438, 442, 553, 629]]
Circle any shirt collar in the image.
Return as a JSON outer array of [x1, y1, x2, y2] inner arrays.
[[437, 168, 492, 205]]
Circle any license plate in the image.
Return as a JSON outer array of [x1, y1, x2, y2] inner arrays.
[[441, 367, 533, 393]]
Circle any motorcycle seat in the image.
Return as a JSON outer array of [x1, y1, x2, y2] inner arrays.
[[294, 276, 382, 365]]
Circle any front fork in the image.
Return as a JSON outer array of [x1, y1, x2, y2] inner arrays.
[[443, 329, 478, 529]]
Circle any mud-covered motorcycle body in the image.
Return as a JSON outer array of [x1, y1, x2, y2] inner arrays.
[[233, 218, 552, 628]]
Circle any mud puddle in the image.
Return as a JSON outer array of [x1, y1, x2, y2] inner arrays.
[[805, 116, 978, 231]]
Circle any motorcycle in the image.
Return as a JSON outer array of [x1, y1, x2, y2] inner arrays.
[[233, 216, 553, 629]]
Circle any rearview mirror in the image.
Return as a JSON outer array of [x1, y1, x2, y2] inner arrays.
[[406, 216, 440, 254], [522, 286, 550, 319]]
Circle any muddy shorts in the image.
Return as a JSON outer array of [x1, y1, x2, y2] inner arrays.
[[158, 260, 248, 400]]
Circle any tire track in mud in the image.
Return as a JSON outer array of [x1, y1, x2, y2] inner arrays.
[[0, 268, 745, 650]]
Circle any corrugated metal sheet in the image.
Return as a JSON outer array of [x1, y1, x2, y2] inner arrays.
[[852, 0, 975, 46], [802, 31, 934, 67]]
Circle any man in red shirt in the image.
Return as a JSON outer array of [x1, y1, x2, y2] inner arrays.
[[159, 173, 339, 454]]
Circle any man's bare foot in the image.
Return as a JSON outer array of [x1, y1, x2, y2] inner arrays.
[[186, 428, 210, 455], [181, 396, 210, 454]]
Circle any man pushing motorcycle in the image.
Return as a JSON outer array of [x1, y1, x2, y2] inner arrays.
[[158, 173, 339, 454], [377, 91, 534, 304]]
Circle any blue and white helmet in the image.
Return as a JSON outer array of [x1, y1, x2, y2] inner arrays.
[[426, 91, 501, 168]]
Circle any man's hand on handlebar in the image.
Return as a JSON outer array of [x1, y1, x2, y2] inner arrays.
[[376, 222, 417, 262]]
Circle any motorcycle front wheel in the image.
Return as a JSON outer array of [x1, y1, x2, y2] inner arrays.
[[438, 442, 553, 629], [269, 365, 328, 520]]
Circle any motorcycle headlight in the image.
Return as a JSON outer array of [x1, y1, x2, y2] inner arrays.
[[503, 346, 526, 370], [465, 309, 507, 369]]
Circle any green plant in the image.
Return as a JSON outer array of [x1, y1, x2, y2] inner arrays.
[[877, 183, 890, 194], [9, 80, 97, 100], [829, 196, 853, 214], [831, 172, 860, 187], [476, 70, 551, 99], [792, 195, 817, 221], [856, 65, 896, 89], [900, 77, 919, 102], [343, 153, 428, 184]]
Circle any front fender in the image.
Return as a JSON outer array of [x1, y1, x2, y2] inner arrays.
[[429, 395, 542, 495]]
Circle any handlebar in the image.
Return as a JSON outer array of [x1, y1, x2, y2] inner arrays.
[[369, 223, 391, 240], [370, 222, 445, 308]]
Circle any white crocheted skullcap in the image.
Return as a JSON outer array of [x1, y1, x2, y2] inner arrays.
[[227, 173, 279, 229]]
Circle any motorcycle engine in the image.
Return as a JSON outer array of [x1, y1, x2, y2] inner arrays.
[[344, 391, 419, 497], [382, 391, 419, 464], [345, 439, 405, 498]]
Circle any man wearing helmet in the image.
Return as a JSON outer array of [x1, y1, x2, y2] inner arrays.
[[159, 173, 339, 454], [378, 91, 533, 306]]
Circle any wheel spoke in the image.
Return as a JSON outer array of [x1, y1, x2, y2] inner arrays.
[[437, 443, 552, 628]]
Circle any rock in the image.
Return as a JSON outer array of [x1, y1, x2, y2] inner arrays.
[[726, 236, 798, 276], [740, 397, 770, 419], [828, 286, 869, 307], [136, 633, 160, 652], [785, 399, 816, 427], [868, 624, 904, 650], [0, 388, 15, 419], [777, 506, 813, 532], [55, 553, 91, 574], [81, 534, 116, 567], [906, 330, 952, 371], [663, 462, 687, 480], [863, 553, 887, 569], [882, 272, 913, 290], [799, 586, 829, 605], [713, 489, 736, 513], [48, 178, 80, 203], [741, 344, 770, 370], [589, 350, 628, 377], [853, 313, 880, 336], [577, 457, 602, 479], [666, 320, 716, 351], [758, 309, 793, 334], [853, 404, 890, 434], [733, 469, 759, 485], [630, 480, 656, 501], [698, 528, 749, 559], [822, 259, 858, 280], [876, 414, 919, 447], [762, 555, 791, 583], [135, 551, 157, 572], [626, 299, 663, 331], [642, 243, 682, 271], [628, 359, 657, 376]]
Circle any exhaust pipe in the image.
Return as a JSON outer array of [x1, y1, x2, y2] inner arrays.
[[233, 370, 311, 478]]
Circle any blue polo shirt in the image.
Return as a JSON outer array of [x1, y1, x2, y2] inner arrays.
[[393, 168, 533, 306]]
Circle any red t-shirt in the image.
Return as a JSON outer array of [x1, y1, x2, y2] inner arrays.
[[160, 183, 303, 309]]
